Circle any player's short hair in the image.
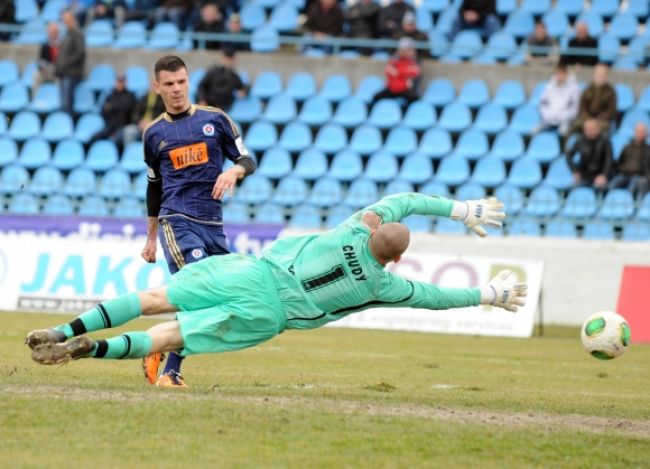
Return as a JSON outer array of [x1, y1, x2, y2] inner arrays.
[[154, 55, 187, 80]]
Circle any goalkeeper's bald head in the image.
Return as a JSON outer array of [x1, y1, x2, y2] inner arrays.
[[369, 222, 410, 265]]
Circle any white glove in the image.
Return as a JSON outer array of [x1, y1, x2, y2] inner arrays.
[[451, 197, 506, 237], [481, 269, 528, 313]]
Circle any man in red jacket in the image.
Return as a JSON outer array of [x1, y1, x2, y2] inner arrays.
[[370, 37, 421, 107]]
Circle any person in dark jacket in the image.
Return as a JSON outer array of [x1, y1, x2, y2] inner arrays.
[[565, 118, 613, 190], [35, 22, 61, 89], [568, 63, 617, 136], [608, 122, 650, 198], [0, 0, 15, 42], [89, 73, 136, 148], [56, 10, 86, 116], [377, 0, 414, 38], [449, 0, 499, 41], [304, 0, 344, 39], [193, 3, 224, 50], [197, 48, 248, 111], [560, 22, 598, 67], [346, 0, 380, 40], [122, 83, 166, 148]]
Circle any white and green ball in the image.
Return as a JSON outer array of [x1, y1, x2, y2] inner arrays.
[[581, 311, 631, 360]]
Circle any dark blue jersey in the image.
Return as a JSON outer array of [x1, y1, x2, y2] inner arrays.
[[143, 104, 250, 222]]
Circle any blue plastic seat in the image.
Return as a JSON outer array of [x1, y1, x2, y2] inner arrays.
[[292, 148, 327, 181], [402, 101, 436, 131], [455, 129, 489, 160], [608, 13, 637, 43], [483, 32, 517, 62], [458, 80, 490, 109], [434, 217, 466, 235], [286, 72, 316, 101], [598, 188, 635, 221], [8, 193, 39, 215], [614, 83, 635, 113], [542, 9, 569, 39], [628, 0, 649, 18], [17, 137, 50, 169], [591, 0, 620, 20], [421, 0, 450, 13], [622, 221, 650, 241], [364, 151, 399, 183], [0, 81, 28, 113], [42, 194, 74, 216], [525, 131, 560, 162], [0, 136, 18, 167], [504, 10, 535, 40], [85, 140, 119, 173], [343, 179, 379, 209], [313, 123, 347, 154], [124, 65, 149, 97], [419, 128, 452, 159], [598, 34, 620, 63], [112, 197, 144, 218], [8, 111, 40, 141], [86, 20, 114, 48], [28, 82, 61, 113], [132, 171, 147, 200], [422, 78, 455, 108], [554, 0, 583, 17], [263, 94, 297, 124], [368, 99, 402, 129], [324, 205, 355, 229], [251, 201, 284, 224], [449, 30, 482, 60], [251, 71, 283, 100], [251, 26, 280, 53], [297, 96, 332, 126], [508, 217, 542, 237], [494, 185, 524, 216], [99, 168, 132, 200], [506, 158, 542, 189], [114, 21, 147, 49], [269, 3, 299, 33], [278, 121, 312, 153], [328, 150, 363, 182], [398, 153, 433, 185], [403, 215, 432, 233], [520, 0, 550, 16], [420, 180, 450, 198], [384, 179, 415, 196], [473, 102, 507, 135], [544, 219, 577, 238], [434, 156, 470, 187], [493, 80, 526, 110], [319, 74, 352, 103], [86, 63, 116, 93], [636, 193, 650, 220], [0, 164, 30, 195], [384, 126, 417, 157], [28, 166, 63, 197], [308, 178, 343, 208], [74, 113, 105, 143], [78, 195, 109, 217], [575, 11, 605, 37], [470, 157, 505, 188], [222, 201, 250, 224], [256, 147, 292, 180], [618, 107, 650, 137], [488, 129, 525, 161], [583, 221, 615, 240], [146, 22, 180, 49], [438, 102, 472, 133], [543, 157, 573, 190], [63, 167, 97, 198], [0, 60, 19, 87], [272, 176, 309, 207], [332, 97, 367, 128], [41, 111, 73, 142], [523, 186, 561, 218], [50, 139, 84, 171], [245, 121, 278, 153], [73, 83, 96, 114], [509, 104, 541, 136], [229, 96, 262, 124], [290, 204, 322, 229], [118, 142, 146, 174], [455, 182, 486, 201], [354, 75, 384, 104], [13, 19, 46, 45], [236, 175, 273, 206], [560, 187, 598, 219], [240, 3, 266, 30]]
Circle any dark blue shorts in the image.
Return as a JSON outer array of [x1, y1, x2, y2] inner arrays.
[[158, 216, 229, 274]]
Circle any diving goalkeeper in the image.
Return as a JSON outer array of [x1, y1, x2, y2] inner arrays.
[[26, 193, 527, 375]]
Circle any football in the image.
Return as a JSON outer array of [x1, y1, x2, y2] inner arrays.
[[581, 311, 631, 360]]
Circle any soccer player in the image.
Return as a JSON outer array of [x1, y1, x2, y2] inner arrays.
[[140, 55, 256, 387], [27, 193, 527, 373]]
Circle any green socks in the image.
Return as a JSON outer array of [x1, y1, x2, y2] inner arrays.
[[92, 332, 153, 359], [53, 293, 142, 338]]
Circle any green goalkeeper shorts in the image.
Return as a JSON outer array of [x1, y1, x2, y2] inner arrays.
[[166, 254, 287, 356]]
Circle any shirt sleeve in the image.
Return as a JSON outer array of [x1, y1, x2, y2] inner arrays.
[[217, 111, 251, 163], [347, 193, 455, 225], [142, 127, 161, 182], [377, 273, 481, 310]]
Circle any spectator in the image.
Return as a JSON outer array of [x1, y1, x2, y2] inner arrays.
[[346, 0, 380, 45], [222, 13, 250, 53], [34, 22, 61, 90], [193, 3, 224, 50], [89, 73, 136, 148], [83, 1, 127, 28], [0, 1, 15, 42], [565, 118, 612, 190], [527, 21, 556, 62], [393, 11, 427, 59], [608, 123, 650, 198], [123, 0, 158, 26], [197, 48, 249, 111], [154, 0, 195, 30], [377, 0, 414, 38], [560, 22, 598, 67], [537, 64, 580, 136], [56, 10, 86, 116], [568, 63, 617, 136], [449, 0, 499, 42], [122, 83, 166, 149], [370, 37, 421, 107], [304, 0, 344, 41]]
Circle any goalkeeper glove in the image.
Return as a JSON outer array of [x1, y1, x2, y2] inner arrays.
[[451, 196, 506, 237], [480, 269, 527, 313]]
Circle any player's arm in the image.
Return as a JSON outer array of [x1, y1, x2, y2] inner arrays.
[[141, 133, 161, 263], [352, 193, 506, 237], [212, 112, 256, 200]]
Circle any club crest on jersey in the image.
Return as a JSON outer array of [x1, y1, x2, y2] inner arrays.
[[202, 124, 215, 136], [191, 249, 204, 259]]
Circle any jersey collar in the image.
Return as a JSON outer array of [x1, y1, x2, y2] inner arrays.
[[163, 104, 196, 122]]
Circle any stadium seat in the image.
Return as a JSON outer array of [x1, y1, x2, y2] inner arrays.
[[73, 113, 105, 143], [523, 186, 561, 218], [78, 195, 109, 217], [98, 168, 132, 200], [608, 13, 638, 43], [364, 151, 399, 183], [402, 100, 436, 130], [525, 132, 560, 163], [434, 217, 466, 235], [544, 218, 577, 238], [297, 96, 332, 127], [0, 60, 19, 88], [236, 175, 273, 205], [245, 121, 278, 153], [636, 193, 650, 220], [251, 71, 283, 100], [20, 61, 37, 89], [487, 129, 524, 161], [253, 202, 286, 225], [51, 138, 85, 171], [434, 156, 469, 187], [598, 34, 620, 64], [542, 9, 569, 39], [368, 99, 402, 129], [508, 217, 542, 237], [494, 185, 524, 216], [508, 104, 541, 135], [420, 180, 450, 199], [119, 142, 147, 174], [332, 97, 367, 128], [448, 30, 482, 60], [0, 137, 18, 167], [313, 123, 347, 154], [28, 82, 61, 113], [622, 221, 650, 241], [292, 148, 327, 181], [289, 204, 322, 229], [483, 32, 517, 62], [324, 205, 355, 229], [398, 153, 433, 185], [308, 178, 343, 208], [0, 82, 29, 113], [591, 0, 619, 20], [319, 74, 352, 103], [473, 103, 507, 135], [263, 94, 297, 124], [0, 164, 30, 195], [13, 18, 47, 45], [354, 75, 384, 104], [505, 158, 542, 189], [86, 20, 114, 48], [419, 128, 452, 160], [285, 72, 316, 102], [428, 30, 449, 58], [493, 81, 525, 111], [383, 179, 414, 197], [63, 167, 97, 198], [258, 147, 293, 180], [438, 102, 472, 133], [421, 0, 450, 14], [384, 126, 417, 157], [124, 65, 149, 97], [527, 81, 547, 106], [73, 83, 97, 114], [114, 21, 147, 49], [240, 3, 266, 30], [575, 11, 605, 37], [8, 192, 39, 215], [402, 215, 432, 233], [43, 194, 75, 216], [543, 157, 573, 191], [627, 0, 649, 18], [455, 182, 486, 201], [458, 79, 490, 109], [328, 150, 363, 182], [598, 188, 635, 221], [618, 108, 650, 137], [455, 129, 489, 161], [17, 137, 51, 169], [250, 26, 280, 53], [434, 6, 456, 35], [41, 111, 73, 142], [229, 96, 262, 124], [28, 166, 63, 197], [85, 140, 119, 173], [113, 196, 145, 218], [272, 176, 308, 207], [560, 187, 598, 219], [614, 83, 635, 113], [583, 221, 615, 240], [85, 63, 117, 93], [222, 201, 250, 224], [343, 178, 379, 209], [520, 0, 550, 16], [269, 3, 299, 33], [470, 157, 506, 188], [132, 171, 147, 200], [422, 78, 455, 108], [146, 22, 180, 49], [278, 121, 312, 153], [504, 10, 535, 40]]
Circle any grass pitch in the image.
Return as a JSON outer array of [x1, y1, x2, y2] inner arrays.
[[1, 311, 649, 468]]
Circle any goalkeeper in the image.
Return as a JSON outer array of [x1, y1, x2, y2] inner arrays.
[[26, 193, 527, 376]]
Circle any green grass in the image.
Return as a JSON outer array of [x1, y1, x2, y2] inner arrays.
[[2, 312, 649, 468]]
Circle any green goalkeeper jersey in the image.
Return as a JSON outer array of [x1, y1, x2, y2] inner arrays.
[[262, 193, 482, 330]]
